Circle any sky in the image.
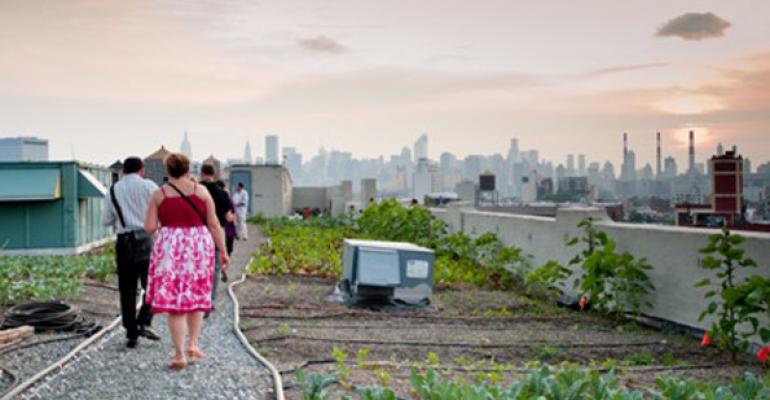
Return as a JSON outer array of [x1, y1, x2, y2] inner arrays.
[[1, 0, 769, 169]]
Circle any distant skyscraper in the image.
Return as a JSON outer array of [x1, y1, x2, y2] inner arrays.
[[717, 143, 724, 156], [181, 130, 192, 160], [566, 154, 575, 177], [0, 137, 48, 161], [656, 132, 662, 179], [577, 154, 586, 176], [640, 163, 654, 180], [664, 156, 678, 179], [414, 133, 428, 160], [507, 138, 520, 163], [626, 150, 637, 181], [243, 140, 253, 164], [265, 135, 279, 164], [282, 146, 302, 179], [400, 146, 412, 164]]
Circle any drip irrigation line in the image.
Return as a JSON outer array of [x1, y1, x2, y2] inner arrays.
[[241, 311, 590, 324], [279, 358, 716, 376], [242, 322, 616, 334], [252, 334, 669, 349]]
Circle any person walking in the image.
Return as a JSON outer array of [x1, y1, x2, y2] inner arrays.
[[232, 182, 249, 240], [216, 180, 237, 258], [101, 157, 161, 348], [143, 153, 229, 370], [199, 164, 232, 306]]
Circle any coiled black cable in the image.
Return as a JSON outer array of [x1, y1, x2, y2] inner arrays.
[[0, 301, 101, 336]]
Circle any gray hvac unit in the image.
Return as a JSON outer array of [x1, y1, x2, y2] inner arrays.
[[341, 239, 434, 305]]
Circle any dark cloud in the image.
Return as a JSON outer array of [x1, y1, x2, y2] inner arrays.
[[656, 12, 731, 40], [297, 35, 347, 54]]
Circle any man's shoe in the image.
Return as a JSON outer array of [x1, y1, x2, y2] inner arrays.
[[138, 327, 161, 341], [126, 338, 138, 348]]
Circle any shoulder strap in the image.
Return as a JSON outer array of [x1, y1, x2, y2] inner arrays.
[[110, 184, 127, 229], [166, 182, 207, 225]]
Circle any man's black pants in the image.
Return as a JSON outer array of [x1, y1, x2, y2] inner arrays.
[[116, 234, 153, 339]]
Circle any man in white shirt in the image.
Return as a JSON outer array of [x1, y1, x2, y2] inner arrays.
[[102, 157, 161, 348], [232, 182, 249, 240]]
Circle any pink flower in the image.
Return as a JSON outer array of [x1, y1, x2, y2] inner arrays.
[[701, 332, 712, 348], [757, 346, 770, 363]]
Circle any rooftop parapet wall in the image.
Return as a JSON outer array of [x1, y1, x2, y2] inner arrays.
[[432, 205, 770, 333]]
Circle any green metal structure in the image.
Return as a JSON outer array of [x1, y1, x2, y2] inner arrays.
[[0, 161, 113, 255]]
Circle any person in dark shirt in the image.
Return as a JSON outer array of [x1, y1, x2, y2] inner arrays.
[[199, 164, 231, 313]]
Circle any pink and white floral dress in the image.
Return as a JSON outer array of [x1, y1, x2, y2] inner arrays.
[[146, 185, 215, 315]]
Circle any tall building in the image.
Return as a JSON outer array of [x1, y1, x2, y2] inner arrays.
[[181, 131, 192, 160], [507, 138, 519, 164], [243, 140, 253, 164], [656, 132, 662, 179], [577, 154, 586, 177], [566, 154, 575, 177], [0, 137, 48, 161], [282, 147, 303, 181], [664, 156, 678, 179], [265, 135, 279, 164], [413, 133, 428, 161]]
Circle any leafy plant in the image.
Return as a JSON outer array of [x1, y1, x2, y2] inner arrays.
[[295, 368, 337, 400], [569, 218, 655, 319], [695, 228, 760, 360], [525, 260, 573, 300]]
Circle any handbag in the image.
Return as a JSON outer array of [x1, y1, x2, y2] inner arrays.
[[110, 185, 153, 264]]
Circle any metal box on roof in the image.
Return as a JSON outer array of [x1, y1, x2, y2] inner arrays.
[[341, 239, 434, 305]]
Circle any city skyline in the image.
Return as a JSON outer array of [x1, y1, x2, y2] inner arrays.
[[1, 1, 769, 167]]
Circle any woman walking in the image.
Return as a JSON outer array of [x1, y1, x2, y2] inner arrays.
[[144, 153, 229, 370]]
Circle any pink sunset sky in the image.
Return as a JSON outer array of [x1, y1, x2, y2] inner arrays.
[[1, 0, 769, 168]]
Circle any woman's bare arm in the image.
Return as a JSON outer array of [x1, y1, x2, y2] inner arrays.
[[144, 190, 162, 234]]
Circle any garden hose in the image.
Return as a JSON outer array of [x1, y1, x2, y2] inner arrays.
[[0, 363, 19, 400], [0, 301, 101, 336]]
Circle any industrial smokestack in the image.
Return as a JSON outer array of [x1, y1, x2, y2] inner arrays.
[[656, 131, 661, 178], [623, 132, 628, 160], [689, 130, 695, 175]]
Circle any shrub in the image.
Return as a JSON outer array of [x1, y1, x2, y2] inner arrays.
[[695, 228, 761, 360], [569, 218, 654, 318]]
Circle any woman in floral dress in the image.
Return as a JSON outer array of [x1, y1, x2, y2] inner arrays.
[[144, 153, 230, 370]]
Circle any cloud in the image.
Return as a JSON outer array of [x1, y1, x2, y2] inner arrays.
[[580, 63, 669, 79], [297, 35, 348, 54], [656, 12, 731, 41]]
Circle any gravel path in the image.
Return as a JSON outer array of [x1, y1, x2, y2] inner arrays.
[[22, 226, 273, 400]]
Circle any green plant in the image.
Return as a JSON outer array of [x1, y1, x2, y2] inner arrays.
[[695, 228, 760, 360], [525, 260, 573, 300], [331, 347, 351, 387], [295, 368, 337, 400], [530, 345, 560, 361], [622, 351, 655, 366], [569, 218, 654, 318]]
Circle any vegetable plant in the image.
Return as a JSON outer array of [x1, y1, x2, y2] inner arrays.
[[695, 227, 761, 360]]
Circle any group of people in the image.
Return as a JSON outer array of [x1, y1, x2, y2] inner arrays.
[[101, 153, 250, 370]]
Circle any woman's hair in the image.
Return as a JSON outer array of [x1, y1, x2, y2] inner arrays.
[[164, 152, 190, 178]]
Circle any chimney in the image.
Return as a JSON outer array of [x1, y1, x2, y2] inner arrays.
[[656, 131, 662, 178], [689, 130, 696, 174]]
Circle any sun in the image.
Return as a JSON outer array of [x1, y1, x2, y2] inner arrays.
[[672, 126, 714, 148]]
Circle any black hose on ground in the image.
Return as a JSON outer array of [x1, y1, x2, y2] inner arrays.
[[0, 302, 101, 336], [0, 363, 18, 399]]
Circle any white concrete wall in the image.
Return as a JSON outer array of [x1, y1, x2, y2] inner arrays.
[[252, 166, 292, 217], [432, 204, 770, 332]]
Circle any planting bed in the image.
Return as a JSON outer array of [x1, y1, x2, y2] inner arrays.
[[236, 275, 763, 399]]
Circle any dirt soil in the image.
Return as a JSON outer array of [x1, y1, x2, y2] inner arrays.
[[236, 275, 763, 399]]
